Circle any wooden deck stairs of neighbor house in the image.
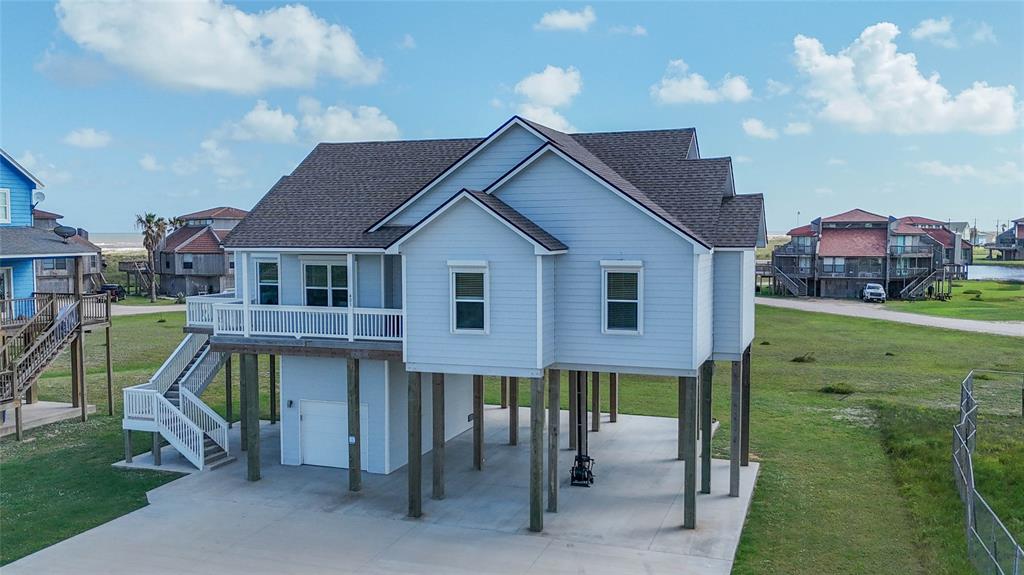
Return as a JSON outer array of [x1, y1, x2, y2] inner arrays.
[[773, 266, 808, 296], [0, 294, 110, 409], [899, 268, 949, 300], [123, 333, 233, 470]]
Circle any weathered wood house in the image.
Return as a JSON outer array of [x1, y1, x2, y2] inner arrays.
[[985, 217, 1024, 260], [157, 207, 247, 296], [122, 116, 765, 532], [772, 208, 970, 299], [31, 208, 105, 293]]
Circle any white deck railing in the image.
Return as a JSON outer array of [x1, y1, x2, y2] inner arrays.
[[180, 346, 228, 396], [150, 333, 207, 394], [123, 384, 157, 421], [181, 389, 229, 455], [154, 394, 205, 469], [203, 302, 403, 342], [186, 292, 241, 326]]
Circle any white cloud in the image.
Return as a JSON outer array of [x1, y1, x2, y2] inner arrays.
[[300, 98, 400, 142], [227, 100, 298, 143], [399, 33, 416, 50], [766, 78, 792, 97], [650, 59, 752, 104], [742, 118, 778, 140], [793, 23, 1020, 134], [610, 24, 647, 36], [914, 160, 1024, 184], [535, 6, 596, 32], [513, 65, 583, 132], [910, 16, 957, 48], [971, 22, 997, 44], [139, 154, 164, 171], [784, 121, 813, 135], [56, 0, 382, 94], [171, 138, 244, 187], [63, 128, 111, 148], [827, 157, 847, 166], [16, 151, 72, 184], [35, 46, 112, 87]]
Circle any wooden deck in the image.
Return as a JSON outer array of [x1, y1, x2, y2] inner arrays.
[[209, 334, 402, 360]]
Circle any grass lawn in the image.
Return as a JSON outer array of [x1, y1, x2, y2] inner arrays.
[[885, 280, 1024, 321], [2, 308, 1022, 572], [973, 247, 1024, 267]]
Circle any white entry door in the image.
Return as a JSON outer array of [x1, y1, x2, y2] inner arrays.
[[300, 400, 369, 469]]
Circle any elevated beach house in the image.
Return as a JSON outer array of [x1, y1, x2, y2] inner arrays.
[[122, 117, 765, 532], [31, 208, 105, 293], [157, 206, 248, 296]]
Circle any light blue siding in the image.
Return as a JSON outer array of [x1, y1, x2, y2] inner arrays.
[[401, 197, 538, 374], [694, 252, 713, 364], [542, 255, 555, 367], [712, 250, 755, 358], [356, 254, 382, 307], [492, 151, 699, 373], [0, 157, 35, 227], [236, 253, 385, 310], [0, 258, 35, 298], [386, 362, 472, 473], [390, 124, 543, 226], [279, 356, 389, 473]]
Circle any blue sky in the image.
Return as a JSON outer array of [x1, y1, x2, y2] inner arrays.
[[2, 1, 1022, 233]]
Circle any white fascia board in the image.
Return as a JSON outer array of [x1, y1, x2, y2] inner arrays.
[[369, 117, 548, 232], [387, 192, 563, 256], [713, 247, 755, 252], [551, 362, 699, 378], [405, 361, 544, 379], [0, 148, 45, 188], [3, 251, 99, 259], [486, 145, 712, 254], [231, 247, 385, 254], [600, 259, 643, 268]]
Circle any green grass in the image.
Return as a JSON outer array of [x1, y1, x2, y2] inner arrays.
[[756, 235, 789, 260], [884, 280, 1024, 321], [3, 307, 1022, 572], [973, 247, 1024, 267]]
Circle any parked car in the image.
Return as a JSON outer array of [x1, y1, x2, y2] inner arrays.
[[98, 283, 126, 302], [861, 283, 887, 303]]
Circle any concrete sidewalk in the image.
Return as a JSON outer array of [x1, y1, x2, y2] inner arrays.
[[7, 408, 758, 575], [110, 304, 185, 317], [757, 297, 1024, 337]]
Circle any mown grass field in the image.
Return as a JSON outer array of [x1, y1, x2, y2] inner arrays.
[[2, 307, 1022, 572], [885, 280, 1024, 321], [974, 246, 1024, 267]]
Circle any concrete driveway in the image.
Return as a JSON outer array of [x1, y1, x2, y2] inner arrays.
[[756, 297, 1024, 337], [7, 408, 758, 575], [110, 304, 185, 317]]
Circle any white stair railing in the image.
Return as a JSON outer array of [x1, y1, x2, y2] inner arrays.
[[123, 384, 158, 421], [179, 347, 229, 396], [181, 389, 229, 454], [154, 393, 205, 469], [150, 333, 207, 394], [353, 308, 403, 341]]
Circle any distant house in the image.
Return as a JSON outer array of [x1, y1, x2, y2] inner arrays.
[[0, 149, 99, 304], [772, 208, 967, 299], [31, 208, 105, 293], [157, 207, 247, 296], [985, 217, 1024, 261]]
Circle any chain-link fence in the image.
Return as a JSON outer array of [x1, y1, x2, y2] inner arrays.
[[953, 370, 1023, 575]]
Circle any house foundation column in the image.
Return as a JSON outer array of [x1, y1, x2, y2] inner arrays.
[[432, 373, 445, 500], [529, 376, 545, 533], [348, 358, 361, 492], [105, 324, 114, 416], [701, 361, 714, 494], [682, 376, 697, 529], [677, 375, 686, 461], [152, 432, 161, 466], [123, 430, 133, 463], [568, 371, 577, 449], [75, 257, 87, 422], [14, 403, 24, 441], [591, 371, 600, 432], [609, 373, 618, 423], [225, 355, 233, 429], [500, 376, 508, 408], [408, 371, 422, 518], [71, 338, 81, 408], [547, 369, 560, 513], [242, 353, 260, 481], [579, 371, 588, 453], [270, 355, 277, 424], [730, 358, 743, 497], [508, 377, 519, 445], [741, 345, 752, 467], [473, 374, 484, 470]]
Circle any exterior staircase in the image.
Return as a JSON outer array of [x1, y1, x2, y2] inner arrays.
[[900, 268, 944, 300], [1, 294, 109, 407], [123, 333, 232, 470], [773, 266, 808, 297]]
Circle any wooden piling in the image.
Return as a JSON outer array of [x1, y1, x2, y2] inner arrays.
[[432, 373, 445, 500], [408, 371, 422, 518], [591, 371, 600, 432], [270, 354, 277, 424], [609, 373, 618, 423], [529, 376, 545, 532], [500, 376, 508, 408], [701, 361, 714, 494], [225, 355, 233, 429], [152, 432, 161, 466], [741, 345, 752, 467], [347, 358, 361, 492], [508, 376, 519, 445], [547, 369, 560, 513], [682, 376, 697, 529], [242, 353, 260, 481], [105, 323, 114, 416], [124, 430, 133, 463], [568, 371, 577, 449], [730, 360, 742, 497], [473, 374, 484, 470]]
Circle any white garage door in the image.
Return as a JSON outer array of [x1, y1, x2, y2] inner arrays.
[[300, 400, 369, 469]]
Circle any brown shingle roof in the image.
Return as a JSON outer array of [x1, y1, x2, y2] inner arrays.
[[179, 206, 249, 220], [822, 208, 888, 223], [891, 221, 926, 235], [787, 224, 815, 237], [32, 208, 63, 220]]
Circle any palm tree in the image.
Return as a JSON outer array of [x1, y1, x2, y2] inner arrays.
[[135, 213, 167, 302], [167, 216, 186, 231]]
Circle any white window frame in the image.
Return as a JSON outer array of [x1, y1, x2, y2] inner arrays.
[[0, 189, 10, 224], [182, 253, 194, 270], [254, 258, 280, 305], [601, 260, 643, 336], [449, 261, 489, 335], [300, 257, 350, 308]]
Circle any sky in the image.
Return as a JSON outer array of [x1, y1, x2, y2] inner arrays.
[[1, 1, 1022, 234]]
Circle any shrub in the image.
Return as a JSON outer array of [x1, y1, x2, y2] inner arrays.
[[885, 352, 895, 357], [820, 383, 855, 395], [156, 318, 166, 323], [760, 341, 771, 345], [963, 289, 982, 295], [791, 353, 816, 363]]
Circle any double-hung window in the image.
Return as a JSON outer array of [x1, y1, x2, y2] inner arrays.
[[449, 262, 488, 333], [823, 256, 845, 274], [256, 260, 279, 305], [182, 254, 194, 270], [304, 263, 348, 307], [0, 189, 10, 224], [601, 261, 643, 334]]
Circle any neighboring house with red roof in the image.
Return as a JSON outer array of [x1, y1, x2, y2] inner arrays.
[[772, 208, 967, 299], [156, 207, 247, 296], [31, 208, 105, 293]]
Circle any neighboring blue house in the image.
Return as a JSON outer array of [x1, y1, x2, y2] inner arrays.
[[0, 149, 99, 316], [123, 117, 766, 533]]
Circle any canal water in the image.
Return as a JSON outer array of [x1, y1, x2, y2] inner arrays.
[[967, 265, 1024, 281]]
